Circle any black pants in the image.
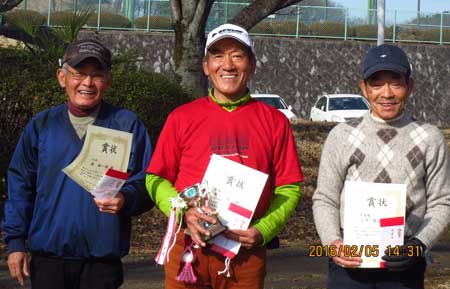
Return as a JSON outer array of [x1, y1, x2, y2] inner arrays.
[[30, 254, 123, 289], [327, 258, 426, 289]]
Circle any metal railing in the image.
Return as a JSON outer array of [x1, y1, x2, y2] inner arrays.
[[9, 0, 450, 45]]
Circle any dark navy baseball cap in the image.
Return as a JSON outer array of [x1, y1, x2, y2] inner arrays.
[[62, 39, 111, 70], [362, 44, 411, 80]]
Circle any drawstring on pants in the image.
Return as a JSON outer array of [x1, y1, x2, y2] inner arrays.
[[217, 257, 231, 278]]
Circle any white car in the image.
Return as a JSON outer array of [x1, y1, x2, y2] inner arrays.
[[310, 94, 370, 122], [251, 94, 297, 120]]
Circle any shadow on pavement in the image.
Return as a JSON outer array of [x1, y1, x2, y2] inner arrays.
[[1, 245, 450, 289]]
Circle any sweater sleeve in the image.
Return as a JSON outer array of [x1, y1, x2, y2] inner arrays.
[[3, 121, 39, 253], [312, 127, 347, 246], [252, 183, 301, 245], [145, 174, 178, 217], [119, 118, 154, 216], [414, 129, 450, 249]]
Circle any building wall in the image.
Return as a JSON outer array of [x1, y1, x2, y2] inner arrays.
[[79, 30, 450, 126]]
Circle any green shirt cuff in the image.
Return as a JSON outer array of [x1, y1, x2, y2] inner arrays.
[[252, 183, 301, 246]]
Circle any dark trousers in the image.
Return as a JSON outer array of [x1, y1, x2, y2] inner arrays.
[[327, 258, 426, 289], [30, 254, 123, 289]]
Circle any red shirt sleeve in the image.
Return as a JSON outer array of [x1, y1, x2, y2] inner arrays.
[[272, 117, 304, 187]]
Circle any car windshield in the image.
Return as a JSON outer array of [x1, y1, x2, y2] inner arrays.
[[253, 97, 287, 109], [329, 97, 369, 111]]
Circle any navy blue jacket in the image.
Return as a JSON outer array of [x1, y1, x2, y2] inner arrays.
[[3, 102, 153, 258]]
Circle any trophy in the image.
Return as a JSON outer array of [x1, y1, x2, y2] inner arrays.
[[180, 184, 227, 241]]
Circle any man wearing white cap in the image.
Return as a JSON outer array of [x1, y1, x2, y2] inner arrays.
[[146, 24, 303, 289]]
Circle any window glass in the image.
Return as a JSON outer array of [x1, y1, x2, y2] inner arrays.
[[316, 97, 327, 111], [254, 97, 286, 109], [329, 97, 369, 111]]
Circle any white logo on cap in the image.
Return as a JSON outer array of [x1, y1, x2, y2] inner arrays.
[[380, 54, 387, 58], [205, 24, 252, 56]]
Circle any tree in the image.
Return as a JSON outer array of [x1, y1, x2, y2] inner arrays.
[[171, 0, 303, 98], [0, 0, 22, 13]]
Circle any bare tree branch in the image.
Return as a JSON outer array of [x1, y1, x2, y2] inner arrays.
[[231, 0, 302, 30], [0, 23, 64, 49], [0, 24, 32, 43], [276, 0, 302, 11], [0, 0, 22, 13]]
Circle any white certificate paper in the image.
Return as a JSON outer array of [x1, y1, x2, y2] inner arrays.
[[201, 154, 268, 259], [343, 181, 406, 268], [63, 125, 132, 193], [92, 168, 130, 199]]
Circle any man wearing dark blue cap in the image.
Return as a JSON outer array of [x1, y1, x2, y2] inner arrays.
[[313, 44, 450, 288], [3, 39, 153, 289]]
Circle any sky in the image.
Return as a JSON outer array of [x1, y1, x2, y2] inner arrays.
[[333, 0, 450, 14]]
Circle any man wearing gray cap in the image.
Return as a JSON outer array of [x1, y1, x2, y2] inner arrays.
[[3, 39, 153, 289], [313, 44, 450, 288], [146, 24, 303, 289]]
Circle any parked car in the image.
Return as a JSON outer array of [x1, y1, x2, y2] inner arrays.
[[251, 94, 297, 120], [310, 94, 369, 122]]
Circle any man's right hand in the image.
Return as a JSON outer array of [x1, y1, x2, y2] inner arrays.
[[184, 207, 218, 247], [330, 239, 362, 268], [7, 252, 29, 286]]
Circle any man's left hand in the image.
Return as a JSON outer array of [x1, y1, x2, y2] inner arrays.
[[382, 238, 426, 271], [94, 192, 125, 214], [224, 227, 262, 250]]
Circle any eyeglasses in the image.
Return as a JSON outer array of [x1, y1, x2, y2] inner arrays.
[[65, 66, 108, 83]]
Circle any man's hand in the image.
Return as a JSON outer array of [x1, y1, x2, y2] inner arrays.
[[330, 239, 362, 268], [224, 227, 262, 250], [184, 207, 218, 247], [382, 238, 425, 271], [7, 252, 29, 286], [94, 192, 125, 214]]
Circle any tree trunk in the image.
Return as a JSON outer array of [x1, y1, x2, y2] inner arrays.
[[173, 21, 209, 98], [171, 0, 213, 98]]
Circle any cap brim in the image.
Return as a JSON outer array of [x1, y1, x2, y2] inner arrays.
[[65, 53, 109, 70], [205, 35, 251, 55], [364, 63, 408, 79]]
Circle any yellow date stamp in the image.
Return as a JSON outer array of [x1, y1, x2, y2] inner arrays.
[[309, 245, 380, 258]]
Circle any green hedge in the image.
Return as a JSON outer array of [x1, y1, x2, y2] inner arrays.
[[310, 22, 345, 37], [5, 9, 45, 26], [351, 25, 394, 39], [0, 47, 191, 202], [249, 20, 309, 35], [86, 12, 131, 28], [104, 70, 191, 141], [134, 15, 172, 30], [396, 26, 450, 42], [48, 11, 75, 26]]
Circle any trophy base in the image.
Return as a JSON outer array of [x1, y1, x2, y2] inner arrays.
[[201, 222, 227, 242]]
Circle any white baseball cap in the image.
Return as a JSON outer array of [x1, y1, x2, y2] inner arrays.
[[205, 23, 253, 55]]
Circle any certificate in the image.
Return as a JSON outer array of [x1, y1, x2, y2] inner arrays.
[[63, 125, 132, 193], [92, 168, 130, 199], [201, 154, 268, 259], [343, 181, 406, 268]]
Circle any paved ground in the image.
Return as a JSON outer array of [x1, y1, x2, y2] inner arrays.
[[1, 243, 450, 289]]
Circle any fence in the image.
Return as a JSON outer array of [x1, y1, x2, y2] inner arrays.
[[9, 0, 450, 44]]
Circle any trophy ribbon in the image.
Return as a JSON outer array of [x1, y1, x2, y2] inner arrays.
[[154, 196, 187, 265]]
